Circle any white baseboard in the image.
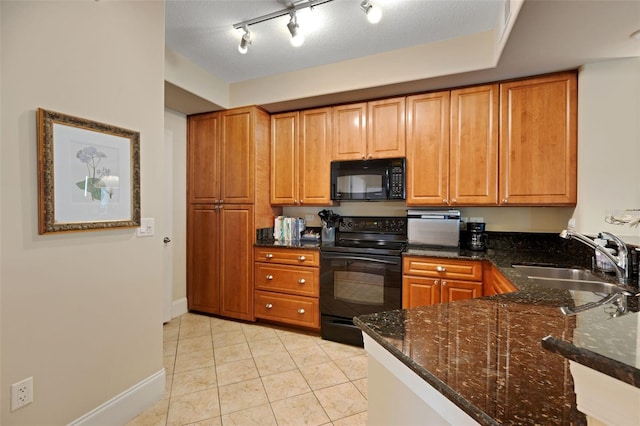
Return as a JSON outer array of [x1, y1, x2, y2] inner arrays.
[[68, 369, 165, 426], [172, 297, 188, 318]]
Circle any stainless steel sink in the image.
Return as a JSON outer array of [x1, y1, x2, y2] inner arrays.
[[527, 276, 624, 294], [512, 264, 602, 281], [512, 264, 626, 294]]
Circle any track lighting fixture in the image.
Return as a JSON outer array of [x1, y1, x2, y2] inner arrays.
[[360, 0, 382, 24], [287, 11, 304, 47], [238, 26, 251, 54], [231, 0, 383, 52]]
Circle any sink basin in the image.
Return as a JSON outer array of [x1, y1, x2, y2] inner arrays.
[[512, 264, 627, 294], [512, 264, 603, 281], [528, 277, 624, 294]]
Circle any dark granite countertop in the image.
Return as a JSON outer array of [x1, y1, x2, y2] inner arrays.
[[254, 239, 321, 250], [355, 233, 640, 425]]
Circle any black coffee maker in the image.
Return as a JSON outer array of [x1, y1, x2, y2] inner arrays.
[[467, 222, 488, 251]]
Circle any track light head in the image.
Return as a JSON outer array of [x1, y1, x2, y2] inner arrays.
[[238, 26, 251, 54], [287, 11, 304, 47], [360, 0, 382, 24]]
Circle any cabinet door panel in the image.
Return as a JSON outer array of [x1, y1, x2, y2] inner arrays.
[[450, 85, 498, 205], [367, 97, 405, 159], [441, 280, 483, 303], [406, 92, 450, 205], [299, 108, 332, 205], [271, 112, 298, 205], [332, 103, 367, 160], [219, 204, 254, 321], [188, 113, 220, 203], [187, 205, 220, 314], [403, 275, 440, 308], [499, 72, 577, 205], [220, 108, 254, 203]]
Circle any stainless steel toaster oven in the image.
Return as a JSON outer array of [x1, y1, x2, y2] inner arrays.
[[407, 209, 461, 247]]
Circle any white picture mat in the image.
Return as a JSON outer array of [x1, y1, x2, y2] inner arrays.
[[53, 123, 132, 223]]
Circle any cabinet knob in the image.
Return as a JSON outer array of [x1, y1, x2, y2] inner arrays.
[[442, 281, 447, 286], [451, 198, 457, 203], [502, 198, 508, 204], [434, 280, 440, 286], [265, 303, 273, 309], [368, 154, 372, 159], [219, 200, 224, 204], [442, 199, 448, 203], [436, 266, 447, 272], [214, 199, 219, 204], [297, 308, 305, 314], [266, 275, 274, 280], [361, 155, 366, 159], [265, 253, 273, 259], [299, 200, 304, 204], [298, 255, 306, 261], [298, 278, 306, 284]]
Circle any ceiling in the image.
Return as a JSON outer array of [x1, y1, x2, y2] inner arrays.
[[165, 0, 640, 113]]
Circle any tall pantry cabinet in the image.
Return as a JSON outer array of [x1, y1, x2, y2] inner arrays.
[[187, 107, 279, 321]]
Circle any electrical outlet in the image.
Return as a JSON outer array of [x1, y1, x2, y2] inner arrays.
[[305, 214, 315, 222], [11, 377, 33, 411]]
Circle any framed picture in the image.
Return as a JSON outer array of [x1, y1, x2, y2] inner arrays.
[[37, 108, 141, 234]]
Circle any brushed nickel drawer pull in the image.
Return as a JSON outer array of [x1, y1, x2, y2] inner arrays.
[[265, 303, 273, 309], [298, 255, 306, 261], [436, 266, 447, 272], [266, 275, 274, 280], [297, 308, 305, 314], [265, 253, 273, 259], [298, 278, 306, 284]]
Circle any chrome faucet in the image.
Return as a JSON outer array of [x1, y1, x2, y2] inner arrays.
[[559, 229, 630, 283]]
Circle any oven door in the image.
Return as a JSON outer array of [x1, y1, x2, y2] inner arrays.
[[320, 252, 402, 319]]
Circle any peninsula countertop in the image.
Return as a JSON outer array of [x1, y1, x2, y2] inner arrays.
[[355, 242, 640, 425]]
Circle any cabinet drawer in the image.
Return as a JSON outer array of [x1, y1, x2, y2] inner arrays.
[[255, 291, 320, 329], [254, 247, 319, 266], [255, 263, 319, 297], [403, 256, 483, 281]]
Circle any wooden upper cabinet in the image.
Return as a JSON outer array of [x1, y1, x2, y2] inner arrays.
[[188, 112, 220, 204], [271, 112, 298, 205], [499, 72, 577, 205], [271, 108, 332, 206], [220, 107, 255, 204], [299, 107, 332, 205], [450, 84, 499, 205], [367, 97, 406, 159], [406, 91, 450, 205], [332, 97, 405, 160], [332, 102, 367, 160]]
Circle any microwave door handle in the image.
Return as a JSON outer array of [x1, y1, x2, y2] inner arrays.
[[385, 169, 390, 197]]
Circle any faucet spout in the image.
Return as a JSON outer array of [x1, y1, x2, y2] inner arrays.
[[559, 229, 630, 284]]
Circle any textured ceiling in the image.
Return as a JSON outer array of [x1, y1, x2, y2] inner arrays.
[[165, 0, 504, 84]]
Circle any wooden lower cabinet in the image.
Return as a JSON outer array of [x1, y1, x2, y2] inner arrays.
[[187, 204, 255, 321], [402, 256, 483, 308], [483, 263, 518, 296], [254, 247, 320, 330]]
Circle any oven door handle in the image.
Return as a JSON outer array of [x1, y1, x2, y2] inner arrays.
[[324, 255, 398, 265]]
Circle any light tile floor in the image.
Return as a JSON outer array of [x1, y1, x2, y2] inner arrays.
[[127, 313, 368, 426]]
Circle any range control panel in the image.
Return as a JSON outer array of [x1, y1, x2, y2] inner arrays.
[[338, 216, 407, 234]]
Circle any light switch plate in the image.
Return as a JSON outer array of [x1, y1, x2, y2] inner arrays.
[[137, 218, 155, 237]]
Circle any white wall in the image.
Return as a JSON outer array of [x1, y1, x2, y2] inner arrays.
[[574, 58, 640, 242], [1, 2, 165, 424], [165, 109, 187, 306]]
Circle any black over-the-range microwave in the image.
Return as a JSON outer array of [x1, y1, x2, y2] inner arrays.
[[330, 157, 406, 201]]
